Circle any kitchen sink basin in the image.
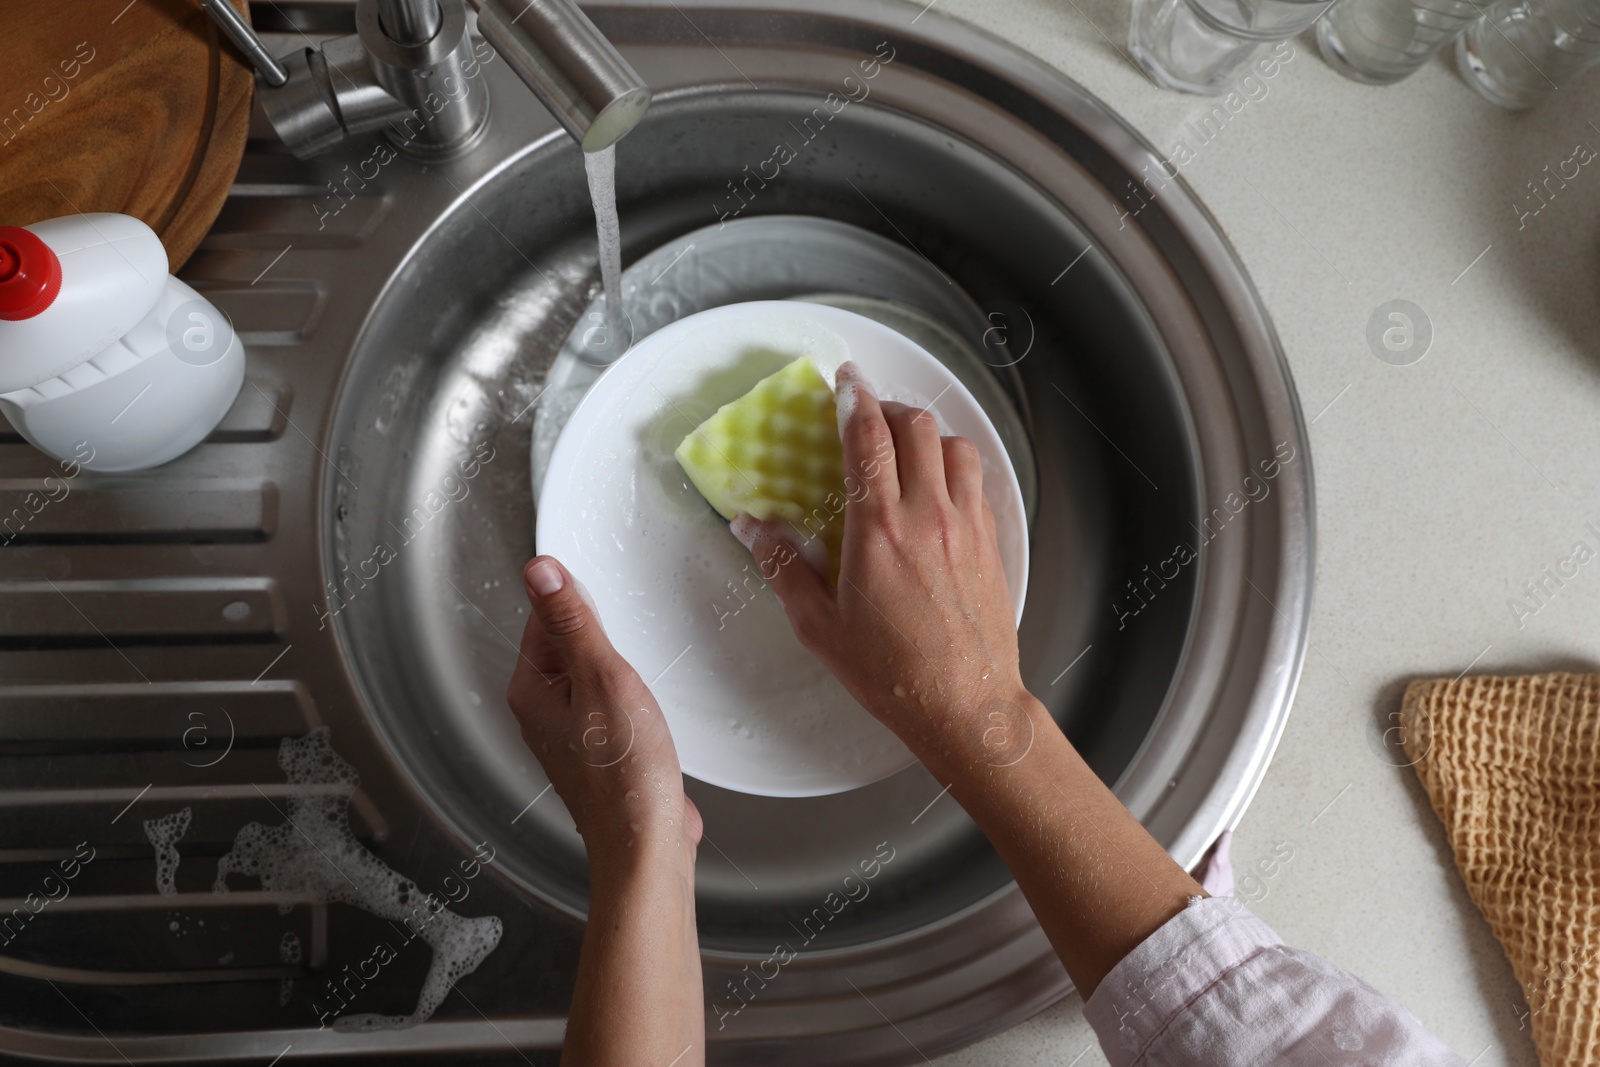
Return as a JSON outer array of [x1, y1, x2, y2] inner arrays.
[[0, 1, 1312, 1063]]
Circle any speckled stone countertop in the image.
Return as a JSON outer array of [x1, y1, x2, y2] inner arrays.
[[913, 0, 1600, 1063]]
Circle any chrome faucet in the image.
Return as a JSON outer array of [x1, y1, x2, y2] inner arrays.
[[200, 0, 650, 158]]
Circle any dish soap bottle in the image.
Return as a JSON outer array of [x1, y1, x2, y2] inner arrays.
[[0, 213, 245, 472]]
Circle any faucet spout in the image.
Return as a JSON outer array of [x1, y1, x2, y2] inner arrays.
[[202, 0, 648, 157], [466, 0, 652, 152]]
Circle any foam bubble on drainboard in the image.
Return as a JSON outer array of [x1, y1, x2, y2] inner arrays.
[[142, 807, 192, 898], [213, 727, 503, 1030], [280, 931, 302, 1006]]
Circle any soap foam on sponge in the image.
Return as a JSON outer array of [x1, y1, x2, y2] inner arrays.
[[673, 356, 848, 580]]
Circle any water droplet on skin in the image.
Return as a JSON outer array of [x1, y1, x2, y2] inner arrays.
[[625, 791, 640, 802], [892, 684, 907, 698]]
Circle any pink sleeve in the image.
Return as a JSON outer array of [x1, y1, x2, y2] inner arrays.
[[1082, 895, 1469, 1066]]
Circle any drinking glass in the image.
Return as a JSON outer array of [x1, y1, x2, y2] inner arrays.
[[1130, 0, 1337, 93], [1455, 0, 1600, 106], [1317, 0, 1488, 83]]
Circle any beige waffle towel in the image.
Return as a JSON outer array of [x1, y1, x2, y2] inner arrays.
[[1401, 674, 1600, 1067]]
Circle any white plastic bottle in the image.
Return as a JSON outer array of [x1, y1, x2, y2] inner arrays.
[[0, 213, 246, 472]]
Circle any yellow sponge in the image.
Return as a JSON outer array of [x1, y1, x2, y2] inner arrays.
[[674, 356, 847, 580]]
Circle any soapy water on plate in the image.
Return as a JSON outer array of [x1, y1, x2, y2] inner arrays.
[[211, 728, 502, 1030]]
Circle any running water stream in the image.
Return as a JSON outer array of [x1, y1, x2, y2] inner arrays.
[[584, 144, 628, 357]]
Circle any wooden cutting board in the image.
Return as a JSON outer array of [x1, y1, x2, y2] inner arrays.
[[0, 0, 256, 271]]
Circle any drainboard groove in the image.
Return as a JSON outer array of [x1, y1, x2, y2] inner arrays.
[[0, 957, 302, 987], [0, 579, 284, 646], [0, 682, 311, 747], [0, 481, 278, 546]]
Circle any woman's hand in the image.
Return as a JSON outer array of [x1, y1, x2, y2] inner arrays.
[[506, 555, 705, 1067], [732, 365, 1202, 1000], [731, 361, 1029, 768], [506, 555, 701, 857]]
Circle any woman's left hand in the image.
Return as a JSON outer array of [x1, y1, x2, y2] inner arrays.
[[506, 555, 701, 859], [507, 555, 706, 1067]]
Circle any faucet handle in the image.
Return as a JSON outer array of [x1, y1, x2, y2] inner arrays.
[[197, 0, 290, 87], [468, 0, 651, 151]]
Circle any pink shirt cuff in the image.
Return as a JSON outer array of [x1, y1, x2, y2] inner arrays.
[[1081, 894, 1469, 1066], [1084, 895, 1280, 1064]]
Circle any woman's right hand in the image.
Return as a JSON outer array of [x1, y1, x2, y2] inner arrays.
[[737, 362, 1206, 1003], [731, 361, 1032, 768]]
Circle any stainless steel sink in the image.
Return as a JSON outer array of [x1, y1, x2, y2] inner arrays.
[[0, 1, 1312, 1063]]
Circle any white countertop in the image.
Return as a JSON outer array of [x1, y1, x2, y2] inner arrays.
[[921, 1, 1600, 1063]]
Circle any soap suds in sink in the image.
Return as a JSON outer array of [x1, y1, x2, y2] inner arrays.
[[279, 931, 302, 1007], [143, 807, 192, 897], [214, 727, 503, 1030]]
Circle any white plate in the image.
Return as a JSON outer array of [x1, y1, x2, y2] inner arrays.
[[536, 301, 1029, 796]]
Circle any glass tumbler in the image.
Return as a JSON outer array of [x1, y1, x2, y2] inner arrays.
[[1317, 0, 1488, 82], [1455, 0, 1600, 106], [1130, 0, 1338, 93]]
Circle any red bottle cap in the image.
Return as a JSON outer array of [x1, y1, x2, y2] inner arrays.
[[0, 226, 63, 321]]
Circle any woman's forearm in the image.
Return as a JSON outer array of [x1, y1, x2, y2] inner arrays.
[[913, 690, 1204, 998], [563, 831, 704, 1067]]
